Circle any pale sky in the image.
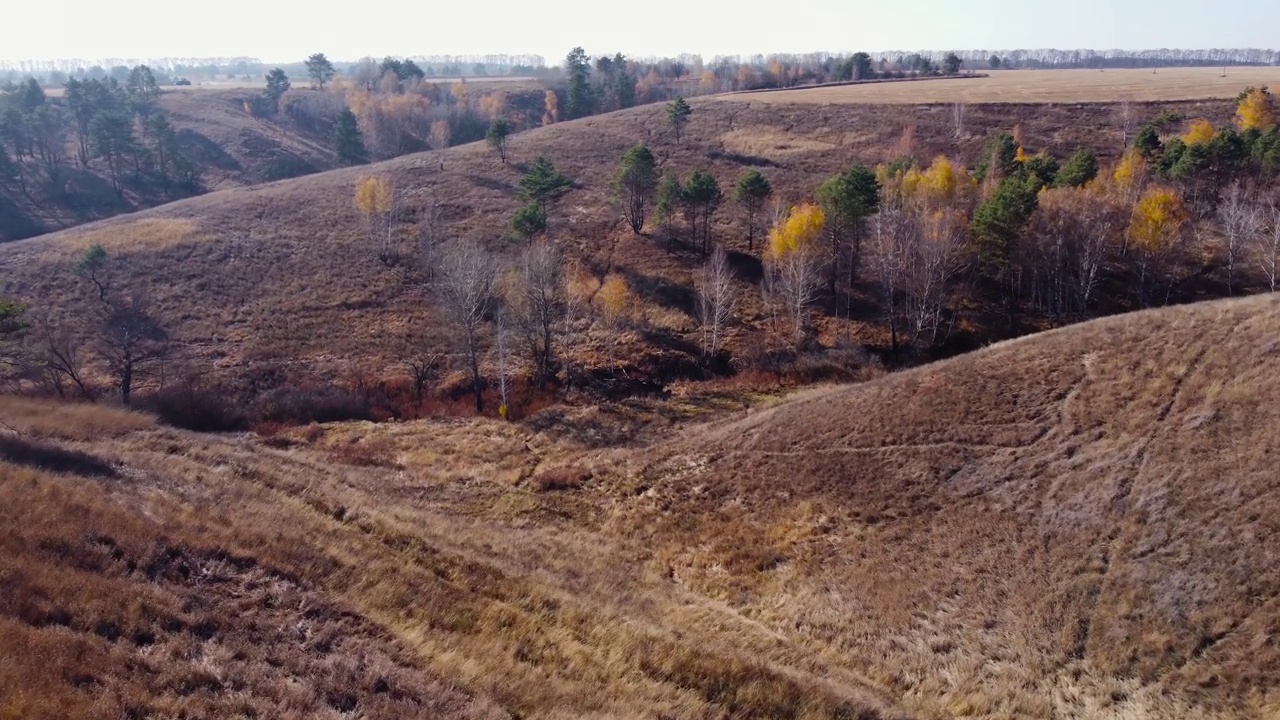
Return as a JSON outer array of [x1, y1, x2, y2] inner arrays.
[[3, 0, 1279, 65]]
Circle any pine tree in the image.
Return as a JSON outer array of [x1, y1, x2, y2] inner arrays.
[[681, 169, 723, 255], [305, 53, 336, 89], [615, 144, 658, 234], [519, 156, 572, 215], [332, 108, 366, 165], [1054, 148, 1098, 188], [666, 96, 692, 144], [654, 173, 683, 242], [564, 47, 594, 120], [733, 170, 773, 251]]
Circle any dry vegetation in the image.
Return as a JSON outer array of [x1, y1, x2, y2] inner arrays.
[[3, 293, 1280, 718], [0, 95, 1251, 410], [727, 67, 1280, 104]]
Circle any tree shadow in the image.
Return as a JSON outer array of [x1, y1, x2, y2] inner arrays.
[[176, 129, 242, 171], [707, 149, 778, 168], [0, 193, 44, 240], [467, 175, 515, 193], [0, 435, 117, 478]]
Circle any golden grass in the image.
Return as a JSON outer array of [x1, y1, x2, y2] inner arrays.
[[5, 294, 1280, 717], [722, 67, 1280, 104]]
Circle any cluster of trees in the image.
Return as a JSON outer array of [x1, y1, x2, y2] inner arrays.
[[0, 67, 197, 198]]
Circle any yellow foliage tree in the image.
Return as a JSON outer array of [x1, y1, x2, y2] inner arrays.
[[354, 176, 393, 214], [1128, 186, 1187, 252], [1236, 87, 1277, 131], [355, 176, 397, 264], [597, 274, 631, 371], [1127, 186, 1188, 306], [1182, 118, 1215, 146], [1112, 149, 1147, 195], [698, 71, 719, 94], [479, 91, 509, 121], [1015, 146, 1030, 163], [768, 203, 826, 259]]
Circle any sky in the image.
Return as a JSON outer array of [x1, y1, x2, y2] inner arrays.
[[2, 0, 1279, 65]]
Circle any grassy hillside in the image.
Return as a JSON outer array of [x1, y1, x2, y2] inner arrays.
[[4, 294, 1279, 718], [0, 96, 1253, 416]]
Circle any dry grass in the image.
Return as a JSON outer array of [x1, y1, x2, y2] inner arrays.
[[4, 294, 1280, 717], [0, 94, 1254, 411], [725, 67, 1280, 104]]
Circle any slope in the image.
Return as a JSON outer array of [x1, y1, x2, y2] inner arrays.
[[617, 291, 1280, 717], [4, 294, 1279, 718], [0, 97, 1245, 408]]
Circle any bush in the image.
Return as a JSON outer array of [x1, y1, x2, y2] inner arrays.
[[145, 382, 245, 432]]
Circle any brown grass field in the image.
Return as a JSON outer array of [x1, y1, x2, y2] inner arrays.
[[725, 67, 1280, 104], [4, 293, 1280, 718], [0, 94, 1257, 405]]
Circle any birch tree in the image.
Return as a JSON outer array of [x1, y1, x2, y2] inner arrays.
[[696, 246, 736, 357]]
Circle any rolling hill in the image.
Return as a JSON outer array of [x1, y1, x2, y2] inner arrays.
[[3, 293, 1278, 718], [0, 94, 1250, 413]]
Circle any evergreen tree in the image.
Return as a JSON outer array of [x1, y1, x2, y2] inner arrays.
[[732, 170, 773, 252], [519, 156, 572, 214], [90, 112, 136, 194], [850, 52, 874, 80], [305, 53, 336, 89], [653, 173, 683, 241], [614, 67, 637, 109], [816, 165, 880, 291], [975, 132, 1018, 182], [332, 108, 366, 165], [510, 202, 547, 242], [263, 68, 291, 113], [971, 175, 1040, 332], [1054, 148, 1098, 187], [614, 144, 658, 234], [681, 169, 723, 255], [1134, 124, 1162, 158], [666, 96, 692, 144], [564, 47, 594, 120], [943, 53, 963, 75]]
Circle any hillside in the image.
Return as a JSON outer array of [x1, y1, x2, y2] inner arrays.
[[0, 80, 544, 241], [4, 294, 1279, 718], [0, 95, 1256, 414]]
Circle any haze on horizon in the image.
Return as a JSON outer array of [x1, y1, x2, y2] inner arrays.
[[3, 0, 1279, 65]]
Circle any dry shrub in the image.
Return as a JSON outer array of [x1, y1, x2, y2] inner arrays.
[[329, 436, 399, 468], [531, 466, 592, 492]]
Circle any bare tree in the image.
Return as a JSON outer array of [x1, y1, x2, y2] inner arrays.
[[866, 207, 911, 352], [435, 242, 496, 412], [767, 243, 822, 347], [405, 353, 442, 406], [30, 314, 95, 401], [1217, 181, 1261, 295], [494, 307, 511, 418], [507, 241, 564, 388], [695, 246, 736, 357], [906, 208, 968, 345], [1117, 100, 1135, 148], [952, 103, 965, 139], [1256, 199, 1280, 292], [97, 296, 170, 406]]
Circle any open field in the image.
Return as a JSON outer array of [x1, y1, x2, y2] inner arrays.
[[4, 293, 1280, 718], [723, 67, 1280, 104]]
